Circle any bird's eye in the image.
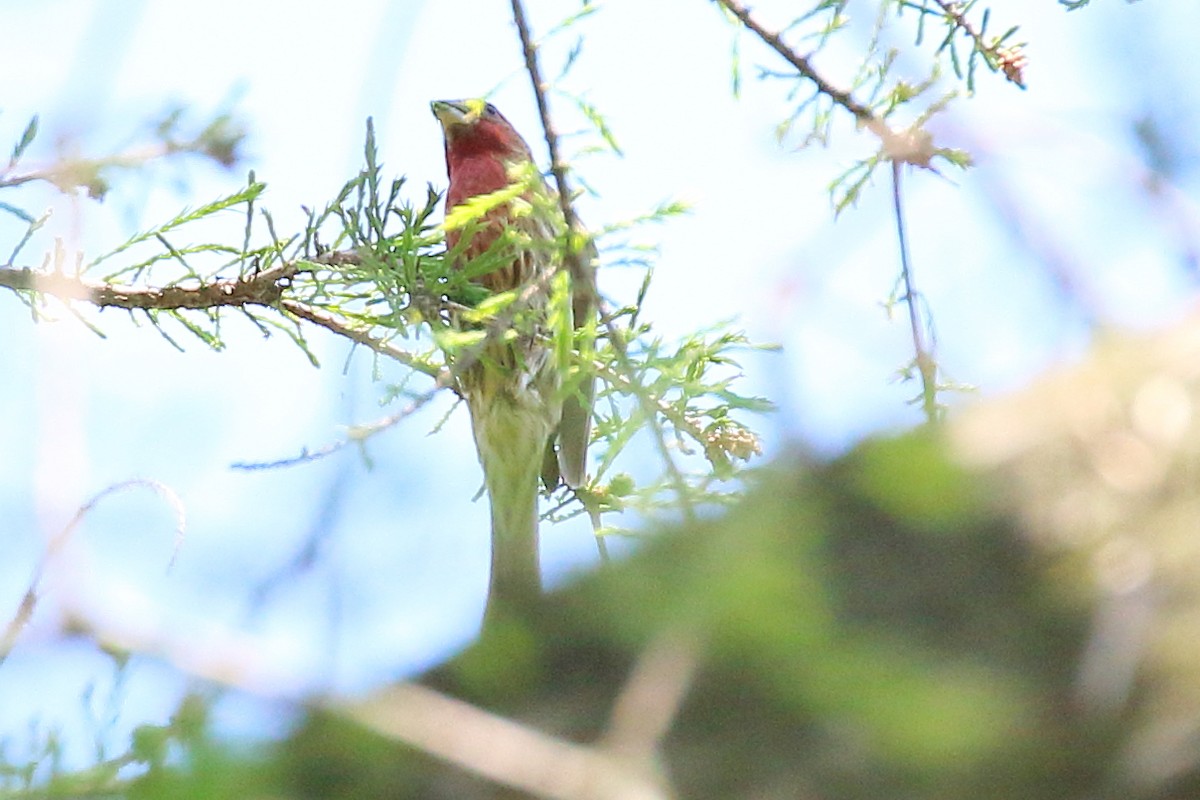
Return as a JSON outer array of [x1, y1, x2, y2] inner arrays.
[[484, 103, 499, 116]]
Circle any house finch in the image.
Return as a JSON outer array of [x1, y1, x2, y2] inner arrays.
[[431, 98, 594, 620]]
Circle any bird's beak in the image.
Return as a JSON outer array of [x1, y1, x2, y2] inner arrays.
[[431, 99, 484, 129]]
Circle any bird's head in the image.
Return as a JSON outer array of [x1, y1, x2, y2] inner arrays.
[[431, 99, 532, 164]]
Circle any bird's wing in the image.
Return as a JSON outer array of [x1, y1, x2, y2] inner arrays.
[[555, 238, 597, 489]]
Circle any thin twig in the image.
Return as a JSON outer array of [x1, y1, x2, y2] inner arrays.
[[928, 0, 1026, 87], [236, 259, 556, 470], [931, 0, 987, 49], [593, 359, 708, 451], [0, 480, 185, 667], [508, 0, 593, 297], [712, 0, 877, 125], [509, 0, 697, 522], [280, 299, 443, 379], [715, 0, 964, 172], [231, 391, 455, 471], [891, 160, 940, 422], [591, 507, 610, 562], [602, 325, 699, 522]]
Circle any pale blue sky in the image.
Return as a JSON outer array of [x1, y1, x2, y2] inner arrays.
[[0, 0, 1196, 762]]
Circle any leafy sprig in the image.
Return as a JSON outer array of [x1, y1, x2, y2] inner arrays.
[[0, 108, 769, 540]]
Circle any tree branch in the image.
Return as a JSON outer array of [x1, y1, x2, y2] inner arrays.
[[0, 480, 185, 667], [508, 0, 705, 521], [0, 252, 449, 389], [279, 299, 444, 380], [508, 0, 595, 301], [0, 115, 244, 197], [346, 682, 670, 800], [712, 0, 876, 125], [710, 0, 952, 170], [0, 261, 296, 309], [929, 0, 1026, 87], [890, 160, 940, 422]]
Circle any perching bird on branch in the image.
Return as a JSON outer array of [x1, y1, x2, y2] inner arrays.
[[431, 98, 595, 621]]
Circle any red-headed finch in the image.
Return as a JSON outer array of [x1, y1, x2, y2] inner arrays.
[[431, 98, 595, 620]]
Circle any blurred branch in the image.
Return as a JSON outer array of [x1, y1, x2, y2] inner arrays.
[[16, 534, 693, 799], [347, 632, 703, 800], [0, 112, 244, 199], [948, 124, 1104, 326], [602, 628, 701, 760], [346, 682, 671, 800], [0, 480, 185, 668]]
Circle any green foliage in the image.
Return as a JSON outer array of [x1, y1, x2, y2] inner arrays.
[[8, 116, 38, 167], [0, 104, 768, 536], [0, 661, 212, 799], [94, 184, 265, 274], [284, 120, 769, 525], [44, 434, 1159, 798], [391, 439, 1120, 799]]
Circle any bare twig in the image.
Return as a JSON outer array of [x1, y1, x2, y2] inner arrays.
[[231, 391, 455, 471], [930, 1, 984, 47], [891, 161, 940, 422], [279, 299, 443, 379], [0, 480, 185, 667], [712, 0, 966, 168]]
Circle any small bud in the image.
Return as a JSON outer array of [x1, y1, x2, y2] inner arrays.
[[996, 45, 1028, 88]]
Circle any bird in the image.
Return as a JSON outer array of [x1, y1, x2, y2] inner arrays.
[[430, 98, 594, 622]]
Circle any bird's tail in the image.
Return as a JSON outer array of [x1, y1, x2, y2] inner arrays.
[[468, 388, 553, 622]]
